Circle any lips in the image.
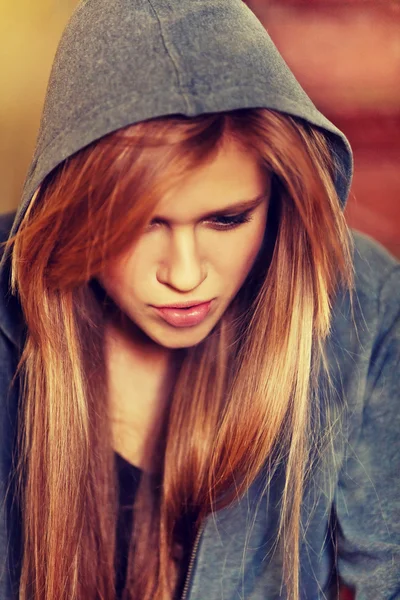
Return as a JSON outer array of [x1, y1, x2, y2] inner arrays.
[[156, 300, 210, 309], [154, 300, 213, 327]]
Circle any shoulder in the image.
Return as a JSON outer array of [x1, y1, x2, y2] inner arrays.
[[332, 228, 399, 336], [351, 228, 399, 302], [327, 229, 399, 413], [0, 210, 25, 351], [0, 211, 17, 245], [350, 228, 399, 340], [0, 210, 18, 270]]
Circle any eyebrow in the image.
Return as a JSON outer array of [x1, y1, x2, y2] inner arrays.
[[152, 194, 268, 223]]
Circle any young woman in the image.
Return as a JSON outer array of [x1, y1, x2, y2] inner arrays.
[[0, 1, 398, 599]]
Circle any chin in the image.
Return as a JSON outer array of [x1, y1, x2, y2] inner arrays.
[[149, 325, 214, 350]]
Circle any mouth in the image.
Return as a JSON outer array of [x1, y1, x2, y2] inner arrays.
[[155, 300, 212, 309], [153, 300, 213, 327]]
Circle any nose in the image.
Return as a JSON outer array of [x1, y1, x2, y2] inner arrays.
[[156, 228, 207, 292]]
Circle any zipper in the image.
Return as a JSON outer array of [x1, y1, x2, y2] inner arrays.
[[180, 520, 206, 600]]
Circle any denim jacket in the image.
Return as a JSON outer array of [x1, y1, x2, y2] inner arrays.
[[0, 1, 399, 598]]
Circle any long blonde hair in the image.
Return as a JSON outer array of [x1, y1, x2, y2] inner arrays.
[[3, 108, 354, 599]]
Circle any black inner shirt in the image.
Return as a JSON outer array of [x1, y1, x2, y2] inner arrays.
[[114, 452, 197, 599]]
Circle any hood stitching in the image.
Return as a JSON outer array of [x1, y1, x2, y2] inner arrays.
[[147, 0, 191, 112]]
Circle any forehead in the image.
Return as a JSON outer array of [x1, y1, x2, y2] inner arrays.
[[153, 139, 270, 222]]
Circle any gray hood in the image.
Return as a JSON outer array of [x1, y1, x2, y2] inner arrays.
[[3, 0, 353, 262]]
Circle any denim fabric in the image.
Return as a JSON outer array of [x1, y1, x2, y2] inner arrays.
[[0, 1, 399, 598]]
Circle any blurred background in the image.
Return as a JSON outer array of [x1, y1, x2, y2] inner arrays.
[[0, 0, 399, 259], [0, 1, 398, 599], [247, 0, 400, 261]]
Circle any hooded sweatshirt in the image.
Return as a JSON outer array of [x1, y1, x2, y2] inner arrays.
[[0, 1, 399, 599]]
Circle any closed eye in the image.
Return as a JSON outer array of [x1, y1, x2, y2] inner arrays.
[[147, 211, 254, 232], [206, 212, 254, 230]]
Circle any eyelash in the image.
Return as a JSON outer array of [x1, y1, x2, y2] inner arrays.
[[148, 212, 253, 231], [210, 212, 253, 230]]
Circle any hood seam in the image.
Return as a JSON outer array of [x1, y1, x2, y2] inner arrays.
[[147, 0, 191, 112]]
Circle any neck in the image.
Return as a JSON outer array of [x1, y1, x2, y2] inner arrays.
[[105, 309, 171, 369], [104, 316, 182, 473]]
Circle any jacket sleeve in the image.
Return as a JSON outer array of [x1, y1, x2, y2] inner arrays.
[[334, 264, 400, 599]]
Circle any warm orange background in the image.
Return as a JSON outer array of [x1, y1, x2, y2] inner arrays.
[[247, 0, 400, 260], [0, 0, 78, 215]]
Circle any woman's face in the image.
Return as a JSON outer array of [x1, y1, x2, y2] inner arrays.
[[98, 136, 270, 351]]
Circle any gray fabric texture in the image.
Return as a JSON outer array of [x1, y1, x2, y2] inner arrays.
[[0, 1, 399, 599]]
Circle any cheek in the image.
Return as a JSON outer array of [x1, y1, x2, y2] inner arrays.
[[99, 255, 137, 303], [100, 238, 159, 306], [213, 224, 266, 283]]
